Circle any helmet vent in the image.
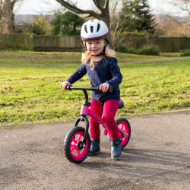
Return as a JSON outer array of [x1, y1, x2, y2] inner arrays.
[[81, 19, 109, 41], [84, 25, 88, 33], [90, 26, 94, 33], [97, 23, 100, 32]]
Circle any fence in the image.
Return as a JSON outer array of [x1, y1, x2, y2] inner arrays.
[[118, 33, 190, 52], [33, 35, 82, 51], [0, 34, 33, 50], [0, 34, 83, 52], [1, 33, 190, 52]]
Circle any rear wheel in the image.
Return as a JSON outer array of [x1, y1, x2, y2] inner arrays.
[[116, 118, 131, 149], [64, 127, 91, 164]]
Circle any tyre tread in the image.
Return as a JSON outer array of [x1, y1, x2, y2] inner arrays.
[[64, 127, 90, 164], [116, 117, 131, 149]]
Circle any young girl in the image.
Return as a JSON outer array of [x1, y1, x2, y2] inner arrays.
[[60, 19, 122, 160]]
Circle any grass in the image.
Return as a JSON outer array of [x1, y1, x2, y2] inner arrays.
[[160, 52, 180, 57], [0, 50, 175, 64], [0, 51, 82, 64], [116, 52, 168, 62], [0, 57, 190, 125]]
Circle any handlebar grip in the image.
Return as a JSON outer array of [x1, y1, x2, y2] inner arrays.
[[65, 85, 113, 93], [66, 85, 72, 90], [108, 86, 113, 93], [98, 86, 113, 93]]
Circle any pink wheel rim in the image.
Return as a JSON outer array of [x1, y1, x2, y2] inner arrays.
[[118, 121, 130, 146], [69, 131, 89, 160]]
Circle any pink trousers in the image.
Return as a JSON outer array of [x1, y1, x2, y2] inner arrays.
[[89, 99, 120, 140]]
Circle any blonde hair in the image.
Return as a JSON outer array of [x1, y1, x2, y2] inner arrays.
[[81, 45, 116, 70]]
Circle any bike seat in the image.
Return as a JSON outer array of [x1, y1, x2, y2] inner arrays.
[[118, 100, 124, 109], [101, 100, 124, 109]]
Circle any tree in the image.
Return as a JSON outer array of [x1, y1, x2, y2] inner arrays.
[[50, 11, 84, 36], [55, 0, 111, 42], [0, 0, 16, 33], [0, 0, 23, 33], [56, 0, 109, 27], [109, 0, 125, 47], [29, 16, 48, 35], [120, 0, 156, 34], [155, 14, 190, 37], [169, 0, 190, 22]]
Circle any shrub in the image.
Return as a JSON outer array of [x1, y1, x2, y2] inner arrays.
[[126, 46, 137, 54], [115, 42, 127, 53], [50, 12, 84, 36], [30, 23, 46, 35], [115, 43, 160, 56], [137, 45, 160, 55], [180, 49, 190, 57]]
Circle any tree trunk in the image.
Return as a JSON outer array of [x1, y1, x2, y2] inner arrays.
[[0, 0, 17, 34], [99, 12, 111, 46], [56, 0, 112, 47], [73, 23, 76, 33]]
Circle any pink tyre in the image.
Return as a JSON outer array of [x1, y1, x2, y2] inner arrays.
[[64, 127, 90, 164], [116, 118, 131, 149]]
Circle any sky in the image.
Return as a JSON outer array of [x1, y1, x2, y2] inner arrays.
[[14, 0, 188, 17]]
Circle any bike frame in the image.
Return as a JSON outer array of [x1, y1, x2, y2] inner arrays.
[[66, 85, 128, 145], [80, 104, 128, 136]]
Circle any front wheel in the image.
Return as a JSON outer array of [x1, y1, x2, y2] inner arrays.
[[64, 127, 91, 164], [116, 118, 131, 149]]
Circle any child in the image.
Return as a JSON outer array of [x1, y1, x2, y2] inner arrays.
[[60, 19, 122, 160]]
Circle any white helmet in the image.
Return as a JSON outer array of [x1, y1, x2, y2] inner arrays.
[[81, 19, 109, 41]]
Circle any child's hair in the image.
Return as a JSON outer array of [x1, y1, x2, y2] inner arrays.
[[81, 45, 116, 70]]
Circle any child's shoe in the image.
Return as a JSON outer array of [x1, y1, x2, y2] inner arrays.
[[110, 138, 122, 160], [88, 139, 100, 155]]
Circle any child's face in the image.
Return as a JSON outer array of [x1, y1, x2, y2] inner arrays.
[[86, 39, 106, 56]]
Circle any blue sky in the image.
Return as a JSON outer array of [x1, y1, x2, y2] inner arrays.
[[14, 0, 186, 16]]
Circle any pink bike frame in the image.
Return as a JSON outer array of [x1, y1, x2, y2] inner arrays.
[[80, 105, 128, 137]]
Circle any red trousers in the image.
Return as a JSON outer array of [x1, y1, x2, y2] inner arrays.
[[89, 99, 119, 140]]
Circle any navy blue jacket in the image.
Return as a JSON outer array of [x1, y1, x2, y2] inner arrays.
[[66, 57, 122, 101]]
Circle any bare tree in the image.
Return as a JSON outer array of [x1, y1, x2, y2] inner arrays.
[[168, 0, 190, 22], [86, 0, 123, 47], [109, 0, 124, 47], [0, 0, 23, 33], [153, 9, 190, 37], [56, 0, 113, 44], [56, 0, 109, 26]]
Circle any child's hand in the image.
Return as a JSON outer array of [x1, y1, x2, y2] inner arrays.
[[99, 83, 109, 93], [60, 81, 71, 90]]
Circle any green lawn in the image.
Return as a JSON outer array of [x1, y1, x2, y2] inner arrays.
[[0, 50, 173, 64], [0, 57, 190, 125]]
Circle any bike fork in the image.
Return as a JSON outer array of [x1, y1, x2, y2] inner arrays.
[[74, 116, 89, 147]]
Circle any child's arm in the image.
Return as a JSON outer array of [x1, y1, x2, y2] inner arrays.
[[105, 58, 122, 87], [60, 64, 87, 90]]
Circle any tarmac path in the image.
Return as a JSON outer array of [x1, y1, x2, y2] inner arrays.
[[0, 110, 190, 190]]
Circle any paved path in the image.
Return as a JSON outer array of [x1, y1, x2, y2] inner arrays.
[[0, 110, 190, 190]]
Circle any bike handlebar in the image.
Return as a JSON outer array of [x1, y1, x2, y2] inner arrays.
[[66, 85, 113, 93]]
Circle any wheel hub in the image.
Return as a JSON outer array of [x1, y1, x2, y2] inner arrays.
[[78, 141, 84, 150]]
